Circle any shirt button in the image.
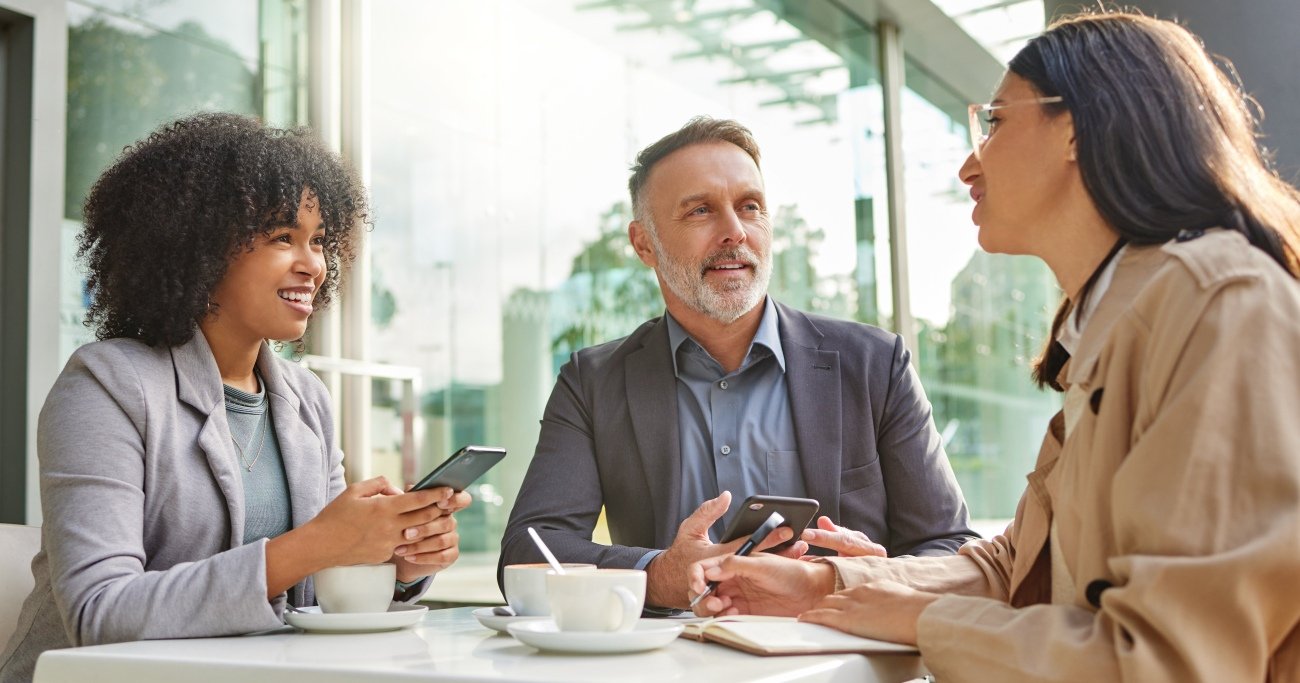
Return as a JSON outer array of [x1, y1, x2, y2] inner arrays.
[[719, 380, 729, 390], [720, 445, 732, 455]]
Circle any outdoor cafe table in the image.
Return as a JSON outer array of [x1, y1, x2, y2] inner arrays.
[[32, 606, 929, 682]]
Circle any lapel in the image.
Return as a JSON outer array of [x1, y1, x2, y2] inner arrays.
[[171, 331, 245, 549], [775, 303, 843, 521], [1009, 409, 1065, 606], [1063, 245, 1162, 387], [257, 345, 325, 528], [623, 318, 683, 547]]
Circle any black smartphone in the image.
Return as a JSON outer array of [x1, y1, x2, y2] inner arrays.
[[719, 495, 820, 552], [410, 445, 506, 492]]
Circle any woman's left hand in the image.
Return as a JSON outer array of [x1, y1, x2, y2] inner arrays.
[[798, 580, 941, 646], [390, 487, 473, 582]]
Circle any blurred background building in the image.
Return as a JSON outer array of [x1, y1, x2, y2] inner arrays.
[[1, 0, 1295, 577]]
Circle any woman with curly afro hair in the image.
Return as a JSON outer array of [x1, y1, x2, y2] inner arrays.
[[1, 113, 468, 682]]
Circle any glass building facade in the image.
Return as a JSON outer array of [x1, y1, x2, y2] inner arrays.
[[15, 0, 1058, 550]]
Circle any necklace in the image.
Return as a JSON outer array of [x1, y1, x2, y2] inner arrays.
[[232, 407, 269, 472]]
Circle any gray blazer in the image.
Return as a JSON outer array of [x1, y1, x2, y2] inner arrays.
[[1, 332, 344, 683], [500, 302, 976, 585]]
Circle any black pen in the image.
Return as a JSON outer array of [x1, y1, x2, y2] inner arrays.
[[689, 511, 785, 610]]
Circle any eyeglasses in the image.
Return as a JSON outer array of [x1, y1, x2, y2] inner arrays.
[[967, 96, 1064, 157]]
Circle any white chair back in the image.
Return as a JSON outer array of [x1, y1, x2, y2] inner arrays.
[[0, 523, 40, 647]]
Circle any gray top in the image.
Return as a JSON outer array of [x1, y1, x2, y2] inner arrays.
[[223, 380, 291, 546], [666, 297, 805, 541]]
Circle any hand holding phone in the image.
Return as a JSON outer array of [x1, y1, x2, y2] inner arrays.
[[689, 511, 785, 608], [719, 495, 820, 552], [411, 445, 506, 492]]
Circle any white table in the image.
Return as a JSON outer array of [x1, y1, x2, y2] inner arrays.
[[33, 607, 927, 683]]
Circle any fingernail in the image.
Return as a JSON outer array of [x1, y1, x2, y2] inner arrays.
[[395, 546, 408, 556], [404, 528, 417, 540]]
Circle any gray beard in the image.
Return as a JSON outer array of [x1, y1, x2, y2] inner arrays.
[[650, 238, 771, 324]]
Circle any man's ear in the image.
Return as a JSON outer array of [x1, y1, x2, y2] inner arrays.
[[629, 220, 658, 268]]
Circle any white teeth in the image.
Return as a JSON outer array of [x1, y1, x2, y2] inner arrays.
[[714, 264, 744, 270], [278, 290, 312, 304]]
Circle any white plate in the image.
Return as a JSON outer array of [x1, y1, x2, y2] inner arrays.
[[472, 607, 550, 634], [284, 604, 427, 633], [506, 619, 684, 654]]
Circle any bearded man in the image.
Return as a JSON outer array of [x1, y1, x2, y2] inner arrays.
[[499, 117, 976, 612]]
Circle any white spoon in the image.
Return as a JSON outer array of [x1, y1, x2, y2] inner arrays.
[[527, 526, 566, 575]]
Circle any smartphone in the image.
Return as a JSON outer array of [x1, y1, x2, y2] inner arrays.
[[719, 495, 820, 552], [410, 445, 506, 492]]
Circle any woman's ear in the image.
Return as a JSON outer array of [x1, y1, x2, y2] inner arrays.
[[1060, 112, 1078, 162]]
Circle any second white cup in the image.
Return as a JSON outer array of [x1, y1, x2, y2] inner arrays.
[[503, 563, 596, 616], [545, 568, 646, 633]]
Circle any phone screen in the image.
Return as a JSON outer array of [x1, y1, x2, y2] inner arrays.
[[411, 445, 506, 492]]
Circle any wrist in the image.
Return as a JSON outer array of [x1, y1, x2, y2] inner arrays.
[[644, 552, 681, 609], [811, 562, 837, 597]]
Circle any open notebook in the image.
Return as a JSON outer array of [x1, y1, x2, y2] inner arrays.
[[679, 615, 919, 656]]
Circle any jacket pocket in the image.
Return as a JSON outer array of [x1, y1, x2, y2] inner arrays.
[[840, 461, 883, 495]]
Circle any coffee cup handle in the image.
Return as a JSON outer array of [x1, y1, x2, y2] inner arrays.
[[612, 586, 639, 632]]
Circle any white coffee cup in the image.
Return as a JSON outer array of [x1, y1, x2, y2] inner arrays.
[[312, 563, 395, 614], [545, 568, 646, 633], [503, 563, 596, 616]]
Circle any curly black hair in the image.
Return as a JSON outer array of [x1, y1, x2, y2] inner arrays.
[[78, 112, 368, 347]]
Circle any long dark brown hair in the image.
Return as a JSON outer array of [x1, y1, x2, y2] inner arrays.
[[1009, 11, 1300, 390]]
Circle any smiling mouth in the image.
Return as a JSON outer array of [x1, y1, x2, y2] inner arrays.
[[278, 289, 314, 305]]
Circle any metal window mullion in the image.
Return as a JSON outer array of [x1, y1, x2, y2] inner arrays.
[[339, 0, 372, 482], [877, 20, 918, 364]]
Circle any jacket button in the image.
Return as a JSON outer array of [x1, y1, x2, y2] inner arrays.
[[1089, 388, 1104, 414], [1085, 579, 1114, 608]]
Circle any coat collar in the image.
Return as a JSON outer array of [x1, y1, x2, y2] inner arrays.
[[171, 331, 322, 545], [1060, 245, 1168, 388]]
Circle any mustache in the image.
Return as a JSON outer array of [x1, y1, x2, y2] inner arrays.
[[698, 247, 759, 275]]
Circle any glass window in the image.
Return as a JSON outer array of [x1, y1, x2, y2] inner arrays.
[[368, 0, 887, 553], [61, 0, 307, 361], [900, 60, 1060, 520]]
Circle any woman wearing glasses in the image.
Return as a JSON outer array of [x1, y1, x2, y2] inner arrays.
[[1, 114, 469, 683], [689, 11, 1300, 681]]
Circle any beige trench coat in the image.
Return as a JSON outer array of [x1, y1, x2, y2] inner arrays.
[[828, 230, 1300, 682]]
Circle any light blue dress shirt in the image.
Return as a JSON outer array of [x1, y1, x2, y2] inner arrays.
[[634, 298, 806, 570]]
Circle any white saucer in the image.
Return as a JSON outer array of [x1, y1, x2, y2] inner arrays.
[[472, 607, 549, 634], [506, 619, 684, 654], [285, 604, 427, 633]]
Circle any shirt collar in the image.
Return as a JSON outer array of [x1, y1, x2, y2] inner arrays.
[[664, 297, 787, 377]]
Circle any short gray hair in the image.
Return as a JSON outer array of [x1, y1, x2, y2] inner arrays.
[[628, 116, 762, 225]]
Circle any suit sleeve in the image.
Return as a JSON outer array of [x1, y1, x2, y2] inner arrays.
[[875, 335, 978, 556], [498, 354, 658, 591], [914, 277, 1300, 682], [39, 346, 284, 646]]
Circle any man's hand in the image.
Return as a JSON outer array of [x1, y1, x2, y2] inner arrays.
[[800, 516, 887, 558], [799, 580, 940, 645], [687, 552, 837, 617], [645, 491, 795, 609]]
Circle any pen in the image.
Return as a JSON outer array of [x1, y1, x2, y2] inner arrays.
[[689, 511, 785, 610]]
